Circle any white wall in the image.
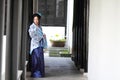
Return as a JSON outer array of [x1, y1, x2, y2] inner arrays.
[[66, 0, 74, 53], [88, 0, 120, 80]]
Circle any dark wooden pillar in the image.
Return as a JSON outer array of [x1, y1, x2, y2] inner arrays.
[[33, 0, 38, 13], [5, 0, 23, 80], [72, 0, 89, 72], [20, 0, 33, 79], [19, 0, 29, 79], [0, 0, 5, 79], [26, 0, 33, 71]]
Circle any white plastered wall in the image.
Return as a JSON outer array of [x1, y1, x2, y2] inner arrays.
[[88, 0, 120, 80]]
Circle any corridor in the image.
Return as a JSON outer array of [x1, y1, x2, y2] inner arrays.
[[0, 0, 89, 80], [26, 53, 87, 80], [1, 0, 120, 80]]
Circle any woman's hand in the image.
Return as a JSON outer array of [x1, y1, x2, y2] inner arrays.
[[43, 34, 46, 39]]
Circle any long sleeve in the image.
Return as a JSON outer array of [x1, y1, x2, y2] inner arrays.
[[28, 25, 43, 41], [28, 23, 47, 54]]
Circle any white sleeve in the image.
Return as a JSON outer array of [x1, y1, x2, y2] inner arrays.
[[28, 26, 43, 41]]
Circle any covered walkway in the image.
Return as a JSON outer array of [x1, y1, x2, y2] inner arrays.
[[0, 0, 88, 80], [1, 0, 120, 80]]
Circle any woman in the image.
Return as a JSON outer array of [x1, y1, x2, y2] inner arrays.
[[28, 13, 47, 78]]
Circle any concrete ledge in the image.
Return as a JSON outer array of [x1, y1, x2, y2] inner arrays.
[[17, 70, 23, 80]]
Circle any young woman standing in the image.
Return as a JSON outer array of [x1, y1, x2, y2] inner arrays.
[[28, 13, 47, 78]]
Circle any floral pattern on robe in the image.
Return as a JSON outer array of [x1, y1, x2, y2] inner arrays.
[[28, 23, 47, 54]]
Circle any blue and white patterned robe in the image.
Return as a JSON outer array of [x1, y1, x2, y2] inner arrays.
[[28, 23, 47, 77], [28, 23, 47, 54]]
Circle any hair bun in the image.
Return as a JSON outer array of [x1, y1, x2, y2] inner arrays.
[[33, 12, 42, 20]]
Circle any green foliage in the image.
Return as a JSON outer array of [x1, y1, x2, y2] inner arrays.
[[50, 34, 66, 42]]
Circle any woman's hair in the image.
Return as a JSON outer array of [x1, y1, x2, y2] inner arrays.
[[33, 13, 41, 20]]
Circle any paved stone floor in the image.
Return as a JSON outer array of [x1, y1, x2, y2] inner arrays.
[[26, 53, 87, 80]]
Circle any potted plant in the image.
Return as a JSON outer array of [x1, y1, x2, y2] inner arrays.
[[50, 34, 66, 47]]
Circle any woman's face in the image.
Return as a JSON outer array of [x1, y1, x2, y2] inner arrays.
[[33, 16, 40, 25]]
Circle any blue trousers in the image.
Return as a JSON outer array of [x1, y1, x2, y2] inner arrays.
[[31, 47, 45, 78]]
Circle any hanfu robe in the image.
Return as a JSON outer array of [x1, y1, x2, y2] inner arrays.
[[28, 23, 47, 78]]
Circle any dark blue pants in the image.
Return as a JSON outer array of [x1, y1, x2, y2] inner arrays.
[[31, 47, 45, 78]]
